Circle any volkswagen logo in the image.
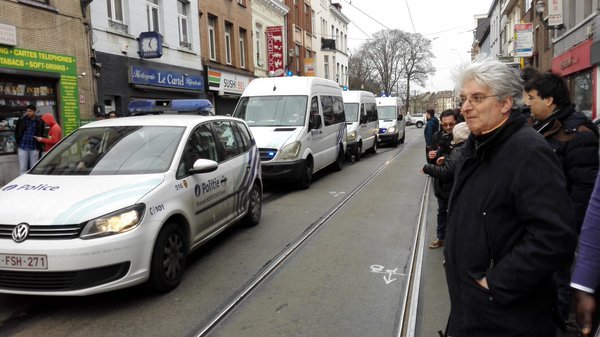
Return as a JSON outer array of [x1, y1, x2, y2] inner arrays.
[[12, 223, 30, 243]]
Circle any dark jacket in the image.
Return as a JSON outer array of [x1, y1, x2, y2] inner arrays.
[[445, 113, 577, 336], [428, 129, 453, 164], [15, 115, 44, 151], [424, 115, 439, 148], [533, 104, 599, 233], [423, 140, 464, 199]]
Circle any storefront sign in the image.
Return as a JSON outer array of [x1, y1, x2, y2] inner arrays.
[[207, 67, 251, 95], [514, 23, 533, 57], [0, 24, 17, 46], [129, 65, 203, 91], [548, 0, 563, 27], [0, 46, 80, 134], [267, 26, 284, 77], [552, 39, 592, 76]]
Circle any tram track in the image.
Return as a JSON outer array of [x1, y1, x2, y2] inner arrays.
[[188, 144, 432, 337]]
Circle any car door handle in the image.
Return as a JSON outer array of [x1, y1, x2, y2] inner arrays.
[[220, 177, 228, 183]]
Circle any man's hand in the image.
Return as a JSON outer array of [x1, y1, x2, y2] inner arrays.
[[575, 290, 596, 336], [428, 150, 437, 160], [436, 157, 446, 166], [34, 136, 41, 142]]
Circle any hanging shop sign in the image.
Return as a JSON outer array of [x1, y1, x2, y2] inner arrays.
[[266, 26, 284, 77], [129, 65, 203, 91], [0, 46, 80, 134], [514, 23, 533, 58]]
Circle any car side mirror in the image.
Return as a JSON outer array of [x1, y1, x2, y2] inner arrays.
[[189, 158, 218, 174], [309, 114, 321, 130]]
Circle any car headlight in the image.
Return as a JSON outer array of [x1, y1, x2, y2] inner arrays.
[[388, 127, 396, 133], [80, 204, 146, 239], [279, 141, 301, 160], [347, 130, 357, 142]]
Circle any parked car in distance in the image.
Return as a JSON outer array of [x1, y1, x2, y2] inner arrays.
[[0, 115, 262, 296], [407, 113, 426, 128]]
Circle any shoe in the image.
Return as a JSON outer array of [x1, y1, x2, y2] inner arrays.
[[429, 239, 444, 249]]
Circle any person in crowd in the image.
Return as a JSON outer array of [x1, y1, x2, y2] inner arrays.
[[423, 108, 439, 162], [95, 112, 106, 120], [108, 111, 118, 119], [424, 109, 458, 249], [520, 65, 539, 123], [525, 72, 600, 323], [35, 113, 62, 154], [14, 104, 44, 175], [444, 59, 576, 336], [572, 175, 600, 336]]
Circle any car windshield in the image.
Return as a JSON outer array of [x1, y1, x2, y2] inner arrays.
[[233, 95, 307, 127], [343, 103, 359, 122], [378, 106, 396, 119], [30, 126, 185, 175]]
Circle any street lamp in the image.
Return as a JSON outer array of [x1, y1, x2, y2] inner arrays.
[[535, 0, 564, 30]]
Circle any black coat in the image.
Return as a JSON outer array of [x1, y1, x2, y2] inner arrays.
[[444, 113, 576, 336], [533, 104, 599, 233], [422, 141, 465, 199], [15, 115, 44, 151]]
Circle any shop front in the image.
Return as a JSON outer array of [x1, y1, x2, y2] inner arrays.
[[206, 66, 253, 115], [0, 46, 80, 184], [95, 52, 206, 117], [552, 38, 596, 120]]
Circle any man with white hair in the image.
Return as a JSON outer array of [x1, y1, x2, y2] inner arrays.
[[443, 59, 576, 336]]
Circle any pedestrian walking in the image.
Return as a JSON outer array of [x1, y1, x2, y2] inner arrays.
[[14, 104, 44, 175], [423, 109, 458, 249], [525, 72, 600, 324], [35, 113, 62, 153], [424, 108, 439, 162], [444, 59, 577, 336], [571, 175, 600, 337]]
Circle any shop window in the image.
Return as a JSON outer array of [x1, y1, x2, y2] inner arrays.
[[571, 72, 593, 119], [0, 77, 58, 155]]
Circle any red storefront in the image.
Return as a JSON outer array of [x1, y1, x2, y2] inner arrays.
[[552, 38, 596, 120]]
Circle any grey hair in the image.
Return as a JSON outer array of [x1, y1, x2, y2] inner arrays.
[[453, 58, 523, 109]]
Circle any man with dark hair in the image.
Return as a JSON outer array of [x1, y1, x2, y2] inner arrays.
[[14, 104, 44, 175], [520, 65, 539, 122], [425, 109, 458, 248], [423, 108, 439, 161], [525, 72, 600, 324]]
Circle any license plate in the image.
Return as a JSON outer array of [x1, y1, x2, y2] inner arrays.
[[0, 253, 48, 270]]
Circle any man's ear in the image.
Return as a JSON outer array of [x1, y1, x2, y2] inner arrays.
[[501, 96, 513, 114], [544, 96, 555, 107]]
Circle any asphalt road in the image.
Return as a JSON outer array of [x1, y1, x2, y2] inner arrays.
[[0, 126, 448, 337]]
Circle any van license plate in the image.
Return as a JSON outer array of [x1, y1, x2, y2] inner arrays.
[[0, 254, 48, 270]]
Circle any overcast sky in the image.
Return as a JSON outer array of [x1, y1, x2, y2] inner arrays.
[[340, 0, 493, 93]]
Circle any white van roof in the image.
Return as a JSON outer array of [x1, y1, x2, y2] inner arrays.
[[342, 90, 376, 103], [242, 76, 342, 97], [376, 96, 402, 106]]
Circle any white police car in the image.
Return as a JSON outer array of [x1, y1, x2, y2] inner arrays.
[[0, 115, 262, 295]]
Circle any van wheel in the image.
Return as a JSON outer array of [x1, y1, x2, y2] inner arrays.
[[400, 132, 405, 144], [367, 139, 377, 154], [242, 182, 262, 227], [392, 134, 399, 147], [297, 160, 313, 189], [149, 223, 187, 293], [355, 143, 362, 162], [332, 147, 344, 172], [416, 121, 424, 128]]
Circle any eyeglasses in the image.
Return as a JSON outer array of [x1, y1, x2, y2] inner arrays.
[[458, 94, 499, 106], [441, 122, 456, 127]]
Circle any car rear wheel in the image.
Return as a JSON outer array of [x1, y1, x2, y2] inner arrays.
[[242, 183, 262, 227], [149, 223, 187, 293], [416, 121, 424, 128]]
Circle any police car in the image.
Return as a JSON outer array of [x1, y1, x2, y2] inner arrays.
[[0, 115, 262, 295]]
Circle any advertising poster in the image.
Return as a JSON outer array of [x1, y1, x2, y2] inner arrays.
[[514, 23, 533, 58], [267, 26, 284, 77]]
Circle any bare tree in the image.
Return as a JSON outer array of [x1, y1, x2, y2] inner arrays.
[[348, 47, 380, 93], [360, 29, 406, 96], [399, 33, 435, 114]]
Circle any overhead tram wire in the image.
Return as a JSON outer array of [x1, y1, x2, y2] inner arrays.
[[405, 0, 417, 33], [341, 0, 390, 30]]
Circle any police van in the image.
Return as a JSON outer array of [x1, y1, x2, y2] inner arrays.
[[376, 96, 406, 146], [342, 90, 379, 160], [0, 115, 262, 295], [233, 76, 346, 189]]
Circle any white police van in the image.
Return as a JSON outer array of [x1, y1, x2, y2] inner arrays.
[[0, 115, 262, 295], [342, 90, 379, 161], [233, 76, 346, 189], [376, 97, 406, 146]]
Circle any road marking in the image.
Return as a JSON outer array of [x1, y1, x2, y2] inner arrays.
[[370, 264, 406, 285], [329, 191, 346, 197]]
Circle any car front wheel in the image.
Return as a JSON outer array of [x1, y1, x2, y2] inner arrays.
[[149, 223, 187, 293]]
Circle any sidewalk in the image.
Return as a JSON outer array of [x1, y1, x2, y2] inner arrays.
[[415, 190, 450, 337]]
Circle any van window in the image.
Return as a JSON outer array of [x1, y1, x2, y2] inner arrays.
[[343, 103, 358, 122], [233, 96, 307, 127], [378, 106, 397, 119], [367, 103, 378, 122], [322, 95, 346, 126]]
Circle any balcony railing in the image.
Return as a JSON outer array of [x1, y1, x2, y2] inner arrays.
[[108, 20, 128, 34]]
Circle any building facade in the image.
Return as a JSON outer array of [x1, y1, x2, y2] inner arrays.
[[251, 0, 289, 78], [284, 0, 314, 77], [89, 0, 205, 118], [0, 0, 92, 184], [199, 0, 254, 115], [312, 0, 349, 86]]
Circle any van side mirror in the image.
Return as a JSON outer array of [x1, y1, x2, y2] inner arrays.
[[309, 114, 321, 130]]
